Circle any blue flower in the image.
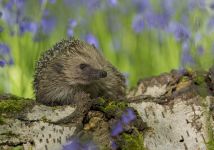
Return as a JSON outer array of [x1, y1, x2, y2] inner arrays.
[[111, 141, 118, 150], [132, 14, 145, 33], [8, 57, 14, 65], [132, 0, 151, 13], [85, 0, 101, 11], [63, 139, 81, 150], [181, 42, 194, 66], [82, 142, 98, 150], [41, 16, 56, 35], [162, 0, 175, 16], [0, 60, 6, 67], [0, 43, 10, 55], [121, 108, 136, 124], [207, 17, 214, 30], [68, 19, 77, 28], [111, 122, 123, 137], [168, 22, 190, 42], [197, 46, 204, 55], [67, 28, 73, 37], [85, 34, 99, 48], [63, 138, 98, 150], [107, 0, 118, 7], [144, 11, 170, 29], [49, 0, 56, 4], [19, 19, 38, 35], [188, 0, 205, 10]]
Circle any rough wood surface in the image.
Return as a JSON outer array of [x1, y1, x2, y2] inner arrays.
[[0, 68, 213, 150], [129, 69, 214, 150]]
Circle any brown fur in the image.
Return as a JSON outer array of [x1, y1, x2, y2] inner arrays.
[[34, 38, 126, 106]]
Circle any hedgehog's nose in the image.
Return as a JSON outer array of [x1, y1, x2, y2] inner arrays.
[[100, 71, 107, 78]]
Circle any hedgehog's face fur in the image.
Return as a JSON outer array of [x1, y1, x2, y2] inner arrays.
[[59, 45, 108, 85], [63, 59, 107, 85]]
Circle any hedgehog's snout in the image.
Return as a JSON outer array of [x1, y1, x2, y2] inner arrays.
[[99, 70, 107, 78]]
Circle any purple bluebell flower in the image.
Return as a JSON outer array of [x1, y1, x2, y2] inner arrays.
[[0, 60, 6, 67], [41, 16, 56, 35], [0, 43, 10, 54], [111, 122, 123, 137], [168, 22, 190, 42], [181, 52, 194, 66], [132, 0, 151, 13], [19, 20, 38, 35], [85, 34, 99, 48], [63, 139, 81, 150], [82, 142, 98, 150], [107, 0, 118, 7], [1, 8, 16, 26], [197, 46, 204, 55], [8, 57, 14, 65], [67, 28, 73, 37], [207, 17, 214, 29], [16, 0, 25, 9], [63, 138, 98, 150], [181, 42, 194, 66], [144, 11, 170, 29], [121, 108, 136, 124], [132, 14, 144, 33], [188, 0, 205, 10], [111, 141, 118, 150], [4, 0, 14, 11], [68, 19, 77, 28], [162, 0, 175, 16], [49, 0, 56, 4], [85, 0, 101, 11]]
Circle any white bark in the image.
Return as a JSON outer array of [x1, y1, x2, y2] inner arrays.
[[130, 84, 214, 150]]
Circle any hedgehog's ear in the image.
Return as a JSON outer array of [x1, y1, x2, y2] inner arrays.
[[52, 62, 64, 74]]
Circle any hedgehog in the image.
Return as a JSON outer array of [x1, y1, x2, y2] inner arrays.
[[34, 38, 126, 106]]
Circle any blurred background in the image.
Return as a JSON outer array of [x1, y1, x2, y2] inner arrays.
[[0, 0, 213, 98]]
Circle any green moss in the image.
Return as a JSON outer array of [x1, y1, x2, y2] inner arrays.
[[194, 75, 205, 85], [120, 129, 145, 150], [94, 98, 128, 118], [11, 146, 24, 150], [180, 76, 190, 82], [0, 99, 33, 114], [0, 116, 5, 124], [205, 102, 214, 150], [207, 141, 214, 150]]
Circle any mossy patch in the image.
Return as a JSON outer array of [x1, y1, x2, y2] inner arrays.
[[0, 99, 34, 114], [117, 129, 145, 150], [207, 141, 214, 150], [205, 100, 214, 150], [0, 116, 5, 124], [94, 98, 128, 118]]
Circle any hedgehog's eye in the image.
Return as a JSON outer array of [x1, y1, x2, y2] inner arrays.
[[79, 63, 89, 70]]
